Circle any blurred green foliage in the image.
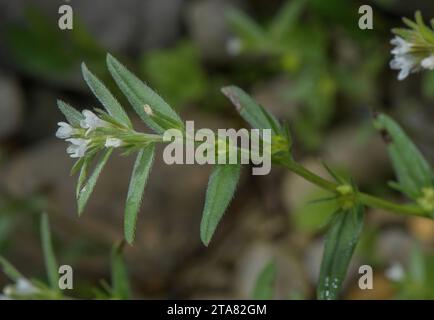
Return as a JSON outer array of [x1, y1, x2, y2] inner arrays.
[[5, 7, 105, 81], [227, 0, 386, 149], [140, 42, 208, 107], [393, 245, 434, 299]]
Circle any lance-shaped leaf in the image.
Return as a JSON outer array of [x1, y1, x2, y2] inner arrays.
[[317, 204, 364, 300], [106, 54, 183, 133], [200, 164, 241, 246], [226, 7, 268, 47], [124, 144, 155, 244], [111, 242, 131, 299], [221, 86, 282, 135], [40, 213, 59, 291], [373, 113, 433, 199], [78, 148, 113, 215], [0, 256, 24, 282], [269, 0, 306, 41], [57, 100, 83, 127], [81, 63, 132, 128], [252, 261, 277, 300]]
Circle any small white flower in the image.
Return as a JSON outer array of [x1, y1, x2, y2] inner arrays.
[[390, 55, 416, 81], [55, 122, 74, 139], [391, 36, 412, 56], [390, 36, 419, 81], [226, 37, 243, 56], [385, 262, 405, 282], [14, 279, 39, 295], [66, 138, 89, 158], [3, 278, 39, 298], [105, 137, 123, 148], [421, 54, 434, 70], [143, 104, 154, 116], [80, 110, 106, 132]]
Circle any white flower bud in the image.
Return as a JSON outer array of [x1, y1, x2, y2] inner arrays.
[[390, 36, 418, 81], [421, 55, 434, 70], [80, 110, 106, 132], [66, 138, 89, 158], [55, 122, 74, 139], [105, 137, 123, 148]]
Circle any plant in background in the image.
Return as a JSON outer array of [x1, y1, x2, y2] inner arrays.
[[0, 213, 131, 300], [390, 12, 434, 80], [225, 0, 386, 149]]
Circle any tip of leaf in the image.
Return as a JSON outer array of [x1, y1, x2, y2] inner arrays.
[[81, 61, 87, 70], [78, 204, 84, 217], [106, 53, 116, 65], [124, 231, 135, 246], [201, 237, 210, 247], [221, 86, 243, 112]]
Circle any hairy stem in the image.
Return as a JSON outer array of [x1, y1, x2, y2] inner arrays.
[[280, 158, 429, 217]]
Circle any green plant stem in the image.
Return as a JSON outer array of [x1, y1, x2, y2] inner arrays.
[[139, 131, 428, 217], [280, 159, 429, 217]]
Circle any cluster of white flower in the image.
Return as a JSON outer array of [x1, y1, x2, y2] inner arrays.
[[0, 278, 39, 300], [56, 109, 124, 158], [390, 36, 434, 81]]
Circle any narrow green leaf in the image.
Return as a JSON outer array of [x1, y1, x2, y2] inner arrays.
[[0, 256, 24, 281], [78, 148, 113, 215], [269, 0, 306, 41], [373, 113, 433, 199], [57, 100, 83, 127], [200, 164, 241, 246], [317, 204, 364, 300], [414, 11, 434, 44], [221, 86, 282, 135], [226, 7, 267, 45], [81, 63, 132, 128], [106, 54, 183, 133], [111, 242, 131, 299], [40, 213, 59, 291], [76, 157, 90, 198], [124, 144, 155, 244], [252, 261, 277, 300]]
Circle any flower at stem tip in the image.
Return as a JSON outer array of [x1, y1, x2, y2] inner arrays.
[[390, 12, 434, 80], [390, 36, 418, 81], [80, 110, 107, 133], [66, 138, 89, 158], [55, 122, 74, 139]]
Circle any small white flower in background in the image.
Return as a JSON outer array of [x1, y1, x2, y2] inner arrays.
[[390, 13, 434, 81], [391, 36, 412, 55], [56, 122, 74, 139], [143, 104, 154, 116], [3, 278, 39, 298], [105, 137, 123, 148], [66, 138, 89, 158], [226, 37, 243, 56], [390, 37, 418, 81], [390, 55, 417, 81], [80, 110, 106, 132], [385, 262, 405, 282], [421, 54, 434, 70]]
